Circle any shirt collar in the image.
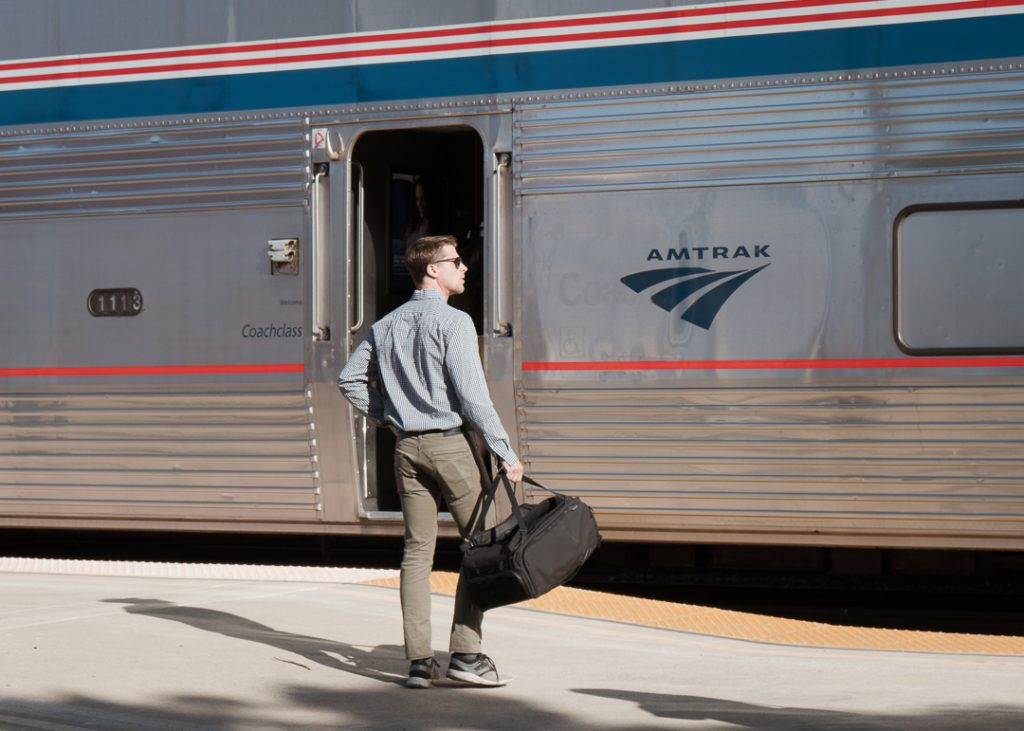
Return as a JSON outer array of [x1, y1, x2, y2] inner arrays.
[[411, 289, 444, 302]]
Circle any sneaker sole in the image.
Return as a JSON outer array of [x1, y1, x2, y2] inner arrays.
[[446, 669, 510, 687], [405, 676, 434, 689]]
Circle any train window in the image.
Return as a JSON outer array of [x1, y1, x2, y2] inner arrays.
[[896, 204, 1024, 354], [352, 127, 484, 332]]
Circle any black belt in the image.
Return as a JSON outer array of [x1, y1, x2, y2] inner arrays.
[[394, 426, 464, 439]]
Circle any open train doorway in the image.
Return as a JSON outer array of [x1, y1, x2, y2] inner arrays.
[[350, 127, 485, 513]]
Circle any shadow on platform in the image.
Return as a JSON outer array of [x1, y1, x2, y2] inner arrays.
[[102, 597, 407, 685], [2, 688, 1024, 731], [574, 688, 1024, 730]]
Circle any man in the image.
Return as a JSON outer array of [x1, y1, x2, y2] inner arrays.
[[338, 234, 524, 689]]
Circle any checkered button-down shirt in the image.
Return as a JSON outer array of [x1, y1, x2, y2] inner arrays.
[[338, 289, 519, 466]]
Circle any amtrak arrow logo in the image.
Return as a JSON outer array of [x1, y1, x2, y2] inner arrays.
[[620, 264, 770, 330]]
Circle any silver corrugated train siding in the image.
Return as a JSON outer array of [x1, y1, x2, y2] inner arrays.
[[0, 118, 308, 219], [0, 116, 315, 526], [0, 391, 320, 522], [520, 384, 1024, 547], [514, 67, 1024, 548], [515, 70, 1024, 194]]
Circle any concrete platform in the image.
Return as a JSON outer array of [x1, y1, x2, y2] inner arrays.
[[1, 566, 1023, 730]]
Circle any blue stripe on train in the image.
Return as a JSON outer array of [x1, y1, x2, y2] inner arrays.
[[3, 15, 1024, 127]]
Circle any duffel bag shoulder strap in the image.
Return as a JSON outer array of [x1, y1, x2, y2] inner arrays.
[[470, 470, 529, 537], [522, 475, 560, 496]]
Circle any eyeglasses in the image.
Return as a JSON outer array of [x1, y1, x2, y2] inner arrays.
[[431, 256, 463, 268]]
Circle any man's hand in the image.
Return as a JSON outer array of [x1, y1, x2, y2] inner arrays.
[[501, 460, 524, 482]]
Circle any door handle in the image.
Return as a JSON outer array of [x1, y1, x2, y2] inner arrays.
[[350, 162, 365, 334], [311, 167, 330, 341], [492, 152, 511, 337]]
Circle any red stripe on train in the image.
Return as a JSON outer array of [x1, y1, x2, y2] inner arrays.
[[522, 357, 1024, 371], [0, 0, 924, 74], [3, 0, 1020, 85], [0, 363, 305, 377]]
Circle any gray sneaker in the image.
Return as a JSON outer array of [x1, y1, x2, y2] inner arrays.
[[446, 653, 510, 687], [405, 657, 441, 689]]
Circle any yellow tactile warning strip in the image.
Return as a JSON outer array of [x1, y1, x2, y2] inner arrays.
[[364, 571, 1024, 656]]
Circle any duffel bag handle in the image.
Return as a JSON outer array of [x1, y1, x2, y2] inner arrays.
[[470, 469, 528, 538]]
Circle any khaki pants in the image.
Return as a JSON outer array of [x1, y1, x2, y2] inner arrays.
[[394, 431, 490, 660]]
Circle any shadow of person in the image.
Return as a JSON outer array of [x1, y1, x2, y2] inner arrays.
[[103, 598, 405, 686]]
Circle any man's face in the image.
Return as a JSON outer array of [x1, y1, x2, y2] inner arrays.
[[429, 243, 467, 297]]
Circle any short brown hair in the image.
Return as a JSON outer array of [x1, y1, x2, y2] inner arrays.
[[406, 235, 457, 284]]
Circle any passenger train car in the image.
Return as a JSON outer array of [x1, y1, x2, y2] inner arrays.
[[2, 0, 1024, 550]]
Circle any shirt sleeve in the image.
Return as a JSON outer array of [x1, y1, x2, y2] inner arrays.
[[444, 314, 520, 466], [337, 331, 387, 425]]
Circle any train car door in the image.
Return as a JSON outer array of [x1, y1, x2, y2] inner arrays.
[[308, 113, 517, 528]]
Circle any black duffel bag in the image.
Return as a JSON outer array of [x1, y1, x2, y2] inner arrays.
[[461, 472, 601, 611]]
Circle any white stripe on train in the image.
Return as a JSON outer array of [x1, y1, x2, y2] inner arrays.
[[1, 0, 1021, 92]]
